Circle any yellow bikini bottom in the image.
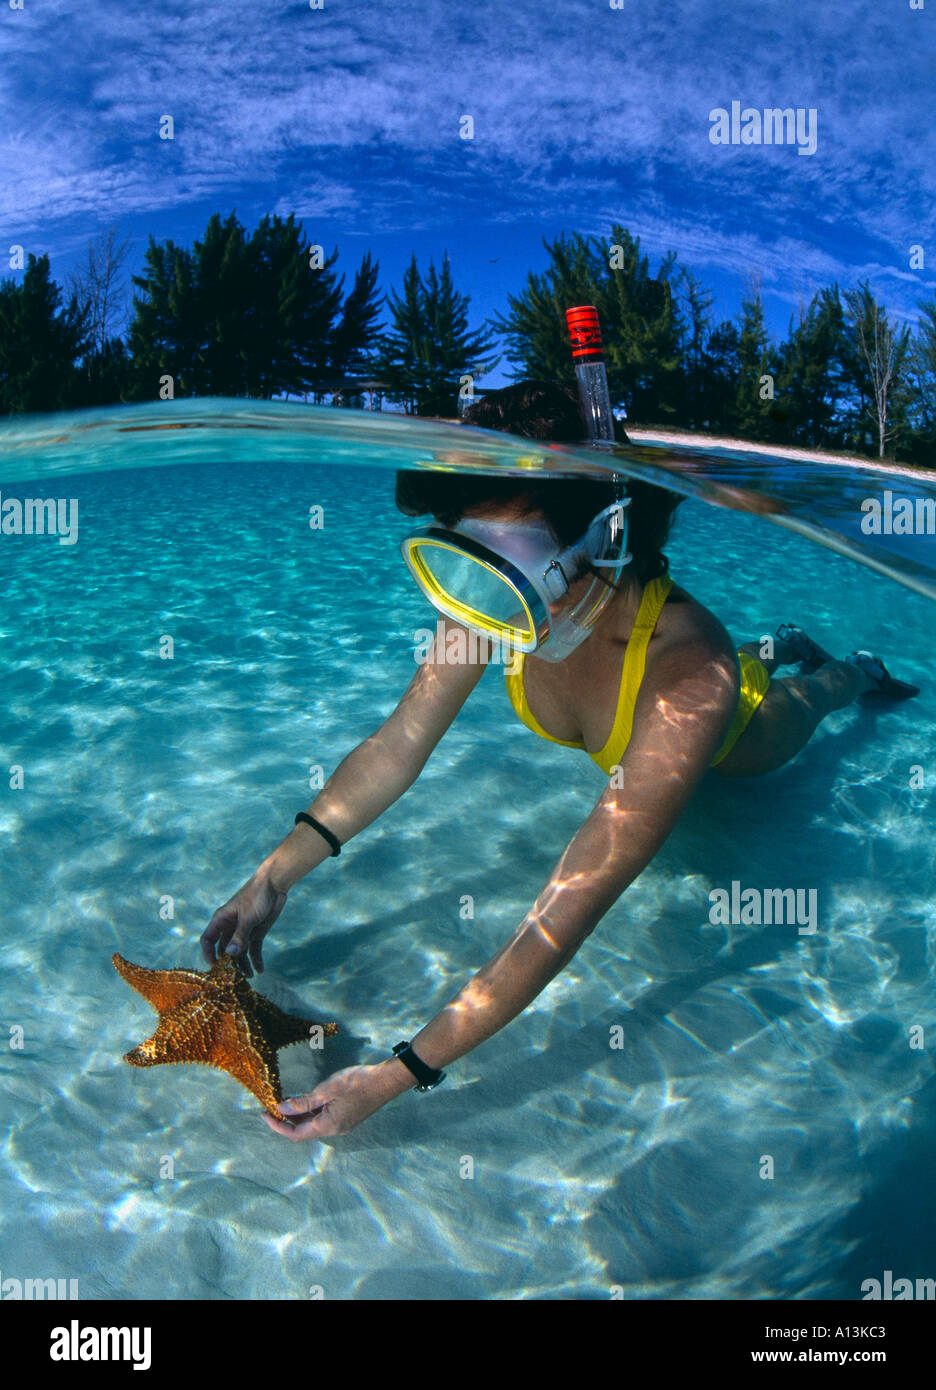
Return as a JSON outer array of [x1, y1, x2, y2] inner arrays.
[[709, 651, 772, 767]]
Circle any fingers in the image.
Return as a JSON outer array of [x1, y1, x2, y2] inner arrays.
[[262, 1100, 330, 1142], [277, 1094, 321, 1117], [201, 913, 253, 976], [247, 937, 264, 976], [200, 906, 235, 964], [222, 919, 256, 976], [202, 881, 284, 972]]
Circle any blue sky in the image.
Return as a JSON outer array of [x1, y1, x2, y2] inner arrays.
[[1, 0, 933, 387]]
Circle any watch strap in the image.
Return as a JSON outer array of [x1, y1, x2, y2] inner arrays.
[[392, 1040, 446, 1091]]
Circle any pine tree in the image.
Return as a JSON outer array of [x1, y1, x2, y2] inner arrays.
[[329, 251, 383, 378], [127, 212, 347, 400], [678, 269, 716, 429], [377, 253, 498, 413], [773, 286, 848, 448], [700, 321, 741, 432], [734, 286, 776, 439], [192, 211, 252, 394], [127, 236, 198, 398], [0, 254, 89, 414], [904, 299, 936, 463], [245, 213, 343, 397], [492, 226, 683, 424]]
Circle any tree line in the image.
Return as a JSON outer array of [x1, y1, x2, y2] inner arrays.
[[0, 212, 933, 464]]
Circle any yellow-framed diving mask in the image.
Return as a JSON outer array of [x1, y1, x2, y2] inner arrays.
[[401, 493, 631, 662]]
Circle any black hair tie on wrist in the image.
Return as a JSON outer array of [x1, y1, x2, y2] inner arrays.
[[294, 812, 341, 856]]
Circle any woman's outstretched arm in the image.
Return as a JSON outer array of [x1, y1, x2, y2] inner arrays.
[[398, 633, 740, 1076], [201, 618, 489, 973], [266, 633, 739, 1138]]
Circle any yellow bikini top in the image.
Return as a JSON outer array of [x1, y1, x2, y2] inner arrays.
[[504, 574, 674, 776], [504, 574, 768, 772]]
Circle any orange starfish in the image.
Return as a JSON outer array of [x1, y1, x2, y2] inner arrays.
[[112, 952, 338, 1117]]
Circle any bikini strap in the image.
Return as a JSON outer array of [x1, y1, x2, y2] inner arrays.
[[592, 574, 674, 767]]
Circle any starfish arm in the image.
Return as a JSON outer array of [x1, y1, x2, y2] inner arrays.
[[251, 990, 339, 1050], [125, 1004, 284, 1115], [210, 1011, 285, 1116], [112, 953, 205, 1012], [123, 998, 220, 1066]]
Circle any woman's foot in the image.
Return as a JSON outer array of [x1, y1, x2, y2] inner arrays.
[[844, 651, 920, 700], [775, 623, 835, 672]]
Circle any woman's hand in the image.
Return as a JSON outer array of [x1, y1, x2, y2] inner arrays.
[[262, 1064, 405, 1141], [200, 871, 288, 978]]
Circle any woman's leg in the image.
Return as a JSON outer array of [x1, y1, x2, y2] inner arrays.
[[741, 635, 794, 676], [714, 648, 876, 778]]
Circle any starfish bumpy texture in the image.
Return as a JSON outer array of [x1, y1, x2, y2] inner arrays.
[[112, 952, 338, 1117]]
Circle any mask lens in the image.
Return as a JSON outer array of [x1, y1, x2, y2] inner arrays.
[[405, 539, 535, 644]]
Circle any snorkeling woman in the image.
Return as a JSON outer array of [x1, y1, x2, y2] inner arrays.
[[200, 379, 918, 1141]]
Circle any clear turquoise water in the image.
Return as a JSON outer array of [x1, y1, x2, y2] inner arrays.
[[1, 402, 934, 1300]]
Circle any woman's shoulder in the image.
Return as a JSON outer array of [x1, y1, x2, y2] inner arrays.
[[656, 580, 736, 661]]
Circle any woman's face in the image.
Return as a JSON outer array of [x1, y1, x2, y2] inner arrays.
[[451, 500, 594, 620]]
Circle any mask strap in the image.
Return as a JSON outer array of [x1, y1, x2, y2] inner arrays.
[[584, 497, 632, 568]]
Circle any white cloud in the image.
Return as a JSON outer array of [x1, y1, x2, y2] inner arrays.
[[0, 0, 931, 319]]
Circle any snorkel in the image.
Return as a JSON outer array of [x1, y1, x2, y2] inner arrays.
[[400, 307, 631, 661], [446, 305, 634, 659], [565, 305, 617, 444], [513, 306, 632, 661]]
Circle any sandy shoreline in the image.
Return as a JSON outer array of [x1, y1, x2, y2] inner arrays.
[[627, 426, 932, 481]]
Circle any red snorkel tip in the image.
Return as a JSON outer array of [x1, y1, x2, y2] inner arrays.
[[565, 305, 604, 361]]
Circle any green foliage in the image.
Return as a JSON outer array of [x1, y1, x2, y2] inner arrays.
[[492, 228, 933, 461], [1, 214, 933, 462], [330, 250, 383, 377], [772, 287, 848, 448], [0, 254, 90, 413], [492, 227, 683, 419], [376, 253, 498, 413], [126, 211, 368, 399], [76, 337, 134, 407], [733, 287, 778, 439], [677, 269, 716, 429], [904, 300, 936, 463], [698, 320, 742, 432]]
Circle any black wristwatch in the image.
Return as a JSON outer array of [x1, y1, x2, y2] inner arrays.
[[392, 1040, 446, 1091]]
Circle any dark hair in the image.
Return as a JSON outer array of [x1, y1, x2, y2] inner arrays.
[[395, 380, 684, 583], [459, 378, 585, 440]]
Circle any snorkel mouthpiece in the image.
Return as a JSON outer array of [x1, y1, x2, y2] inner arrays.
[[530, 497, 632, 662]]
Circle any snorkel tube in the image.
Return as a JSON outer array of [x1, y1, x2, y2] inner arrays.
[[565, 305, 616, 444], [519, 304, 630, 662], [565, 301, 629, 513]]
